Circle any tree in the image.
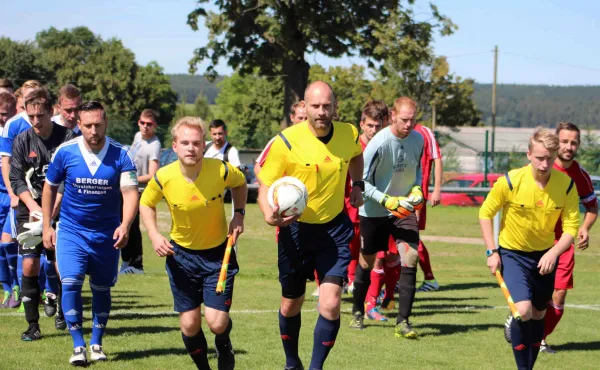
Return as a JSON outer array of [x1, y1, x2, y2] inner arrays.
[[0, 38, 52, 87], [187, 1, 454, 126]]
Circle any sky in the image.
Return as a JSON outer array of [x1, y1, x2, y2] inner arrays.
[[2, 0, 600, 85]]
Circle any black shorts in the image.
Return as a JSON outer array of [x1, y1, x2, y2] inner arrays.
[[17, 210, 55, 261], [359, 213, 419, 256], [278, 212, 354, 299]]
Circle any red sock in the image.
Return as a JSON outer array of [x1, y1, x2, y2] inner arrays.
[[543, 301, 564, 340], [365, 268, 385, 311], [347, 260, 358, 285], [418, 240, 435, 280], [383, 257, 401, 301], [314, 270, 320, 286]]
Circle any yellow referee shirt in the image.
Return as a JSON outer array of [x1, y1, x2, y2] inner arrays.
[[258, 121, 362, 224], [479, 165, 579, 252], [140, 158, 246, 250]]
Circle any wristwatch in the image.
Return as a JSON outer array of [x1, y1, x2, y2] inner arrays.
[[234, 208, 245, 216], [352, 180, 365, 192], [485, 249, 498, 257]]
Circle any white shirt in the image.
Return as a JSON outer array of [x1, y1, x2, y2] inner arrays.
[[204, 140, 241, 167], [52, 114, 81, 135]]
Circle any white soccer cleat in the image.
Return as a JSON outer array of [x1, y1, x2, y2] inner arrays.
[[90, 344, 107, 361], [540, 340, 556, 354], [311, 286, 320, 297], [69, 346, 87, 366]]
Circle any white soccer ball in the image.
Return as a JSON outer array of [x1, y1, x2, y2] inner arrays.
[[267, 176, 308, 217]]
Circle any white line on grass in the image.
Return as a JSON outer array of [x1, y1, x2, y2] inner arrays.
[[0, 304, 599, 317]]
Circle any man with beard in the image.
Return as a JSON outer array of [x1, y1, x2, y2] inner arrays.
[[257, 81, 364, 370]]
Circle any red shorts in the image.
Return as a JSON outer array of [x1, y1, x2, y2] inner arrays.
[[418, 204, 427, 231], [349, 223, 361, 259], [554, 244, 574, 290], [377, 236, 399, 259]]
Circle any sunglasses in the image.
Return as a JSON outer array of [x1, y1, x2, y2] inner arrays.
[[139, 120, 156, 127]]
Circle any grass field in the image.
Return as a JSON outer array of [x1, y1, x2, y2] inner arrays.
[[1, 204, 599, 369]]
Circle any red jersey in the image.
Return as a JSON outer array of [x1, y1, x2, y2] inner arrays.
[[344, 136, 367, 222], [413, 124, 441, 198], [553, 160, 597, 239], [256, 136, 276, 167]]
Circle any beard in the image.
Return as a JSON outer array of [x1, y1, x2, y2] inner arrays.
[[309, 116, 332, 130], [558, 151, 576, 162]]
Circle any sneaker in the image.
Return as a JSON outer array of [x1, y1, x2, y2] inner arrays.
[[70, 346, 88, 366], [417, 279, 439, 292], [349, 311, 364, 330], [44, 292, 57, 317], [504, 314, 512, 344], [90, 344, 107, 362], [216, 341, 235, 370], [1, 290, 9, 308], [8, 286, 21, 308], [55, 313, 67, 330], [21, 323, 41, 341], [394, 320, 418, 339], [366, 307, 388, 322], [119, 266, 144, 275], [540, 339, 556, 354], [381, 297, 395, 311], [311, 286, 319, 297], [347, 282, 354, 295], [119, 261, 129, 273]]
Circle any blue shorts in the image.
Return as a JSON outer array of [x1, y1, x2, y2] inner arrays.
[[499, 247, 556, 311], [0, 194, 14, 237], [278, 212, 354, 299], [166, 240, 238, 313], [55, 223, 119, 288]]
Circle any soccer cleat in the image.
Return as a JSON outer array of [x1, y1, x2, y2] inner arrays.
[[21, 323, 42, 341], [119, 266, 144, 275], [216, 341, 235, 370], [284, 366, 305, 370], [504, 314, 512, 344], [311, 286, 319, 297], [349, 311, 364, 330], [119, 261, 129, 273], [18, 301, 24, 313], [55, 313, 67, 330], [366, 307, 388, 322], [70, 346, 88, 366], [347, 282, 354, 295], [44, 292, 57, 317], [540, 340, 556, 354], [417, 279, 439, 292], [90, 344, 107, 362], [8, 286, 21, 308], [1, 290, 9, 308], [394, 320, 418, 339], [381, 297, 395, 311]]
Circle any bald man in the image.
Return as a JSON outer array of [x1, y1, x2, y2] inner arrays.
[[257, 81, 364, 370]]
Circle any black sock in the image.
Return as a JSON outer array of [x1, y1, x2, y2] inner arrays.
[[397, 266, 417, 323], [279, 310, 302, 369], [182, 331, 210, 370], [309, 315, 340, 370], [510, 319, 531, 370], [215, 318, 233, 349], [352, 264, 371, 315], [56, 280, 63, 318], [22, 275, 40, 325], [530, 318, 544, 368]]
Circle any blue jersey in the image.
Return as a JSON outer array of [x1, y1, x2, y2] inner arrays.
[[0, 112, 31, 157], [0, 124, 7, 193], [46, 136, 137, 232]]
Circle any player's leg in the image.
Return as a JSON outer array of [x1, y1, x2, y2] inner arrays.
[[120, 210, 144, 274], [43, 255, 59, 317], [1, 218, 20, 308], [166, 242, 209, 369], [382, 250, 400, 309], [528, 268, 555, 368], [310, 212, 353, 370], [365, 253, 387, 321], [19, 229, 43, 341], [390, 214, 420, 339], [346, 222, 361, 294], [0, 194, 11, 307], [417, 240, 439, 292]]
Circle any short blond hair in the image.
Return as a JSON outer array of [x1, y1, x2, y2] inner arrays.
[[392, 96, 418, 113], [22, 80, 41, 90], [528, 126, 559, 152], [171, 116, 205, 141]]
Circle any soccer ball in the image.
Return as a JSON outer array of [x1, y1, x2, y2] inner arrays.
[[267, 176, 308, 217]]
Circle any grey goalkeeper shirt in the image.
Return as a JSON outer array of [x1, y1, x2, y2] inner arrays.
[[359, 127, 424, 217]]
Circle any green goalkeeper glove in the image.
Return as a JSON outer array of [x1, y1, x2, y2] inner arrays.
[[379, 194, 414, 219], [407, 185, 424, 210]]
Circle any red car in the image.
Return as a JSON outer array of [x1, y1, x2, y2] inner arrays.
[[440, 173, 503, 206]]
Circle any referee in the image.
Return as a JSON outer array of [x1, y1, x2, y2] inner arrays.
[[140, 117, 247, 370], [479, 127, 579, 370], [257, 81, 364, 370]]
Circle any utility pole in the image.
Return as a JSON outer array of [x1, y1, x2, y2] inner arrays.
[[491, 45, 498, 167], [431, 104, 436, 132]]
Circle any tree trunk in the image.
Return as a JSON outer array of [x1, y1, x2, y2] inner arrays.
[[281, 58, 310, 129]]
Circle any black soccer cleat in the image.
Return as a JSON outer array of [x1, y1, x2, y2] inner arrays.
[[44, 293, 58, 317], [55, 313, 67, 330], [21, 323, 42, 341], [216, 341, 235, 370]]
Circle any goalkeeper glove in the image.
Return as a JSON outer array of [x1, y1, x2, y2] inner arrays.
[[379, 194, 414, 219], [407, 185, 424, 210], [17, 213, 44, 250]]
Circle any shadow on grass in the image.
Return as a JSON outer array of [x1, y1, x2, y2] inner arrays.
[[415, 304, 494, 311], [109, 312, 177, 320], [111, 347, 248, 361], [550, 341, 600, 351], [417, 322, 503, 337], [110, 303, 172, 311], [101, 325, 180, 336], [416, 296, 486, 302], [441, 282, 497, 291]]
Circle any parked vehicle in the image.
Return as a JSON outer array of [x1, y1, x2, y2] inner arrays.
[[440, 173, 503, 206]]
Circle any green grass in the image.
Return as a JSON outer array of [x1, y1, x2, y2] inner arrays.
[[1, 204, 599, 369]]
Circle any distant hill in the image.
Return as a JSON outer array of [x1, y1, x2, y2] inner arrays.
[[168, 74, 223, 104]]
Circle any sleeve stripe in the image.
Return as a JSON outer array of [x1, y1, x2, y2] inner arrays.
[[222, 160, 229, 181], [45, 179, 60, 187], [567, 179, 575, 194], [154, 173, 163, 190], [365, 150, 381, 186], [425, 127, 441, 159], [278, 133, 292, 150], [504, 173, 513, 191]]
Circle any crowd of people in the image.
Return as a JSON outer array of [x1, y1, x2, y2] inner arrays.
[[0, 77, 595, 370]]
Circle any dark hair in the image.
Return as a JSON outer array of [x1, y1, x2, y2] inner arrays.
[[0, 78, 14, 90], [79, 101, 106, 120], [24, 88, 53, 112], [209, 119, 227, 131], [140, 108, 159, 123], [556, 121, 580, 141], [58, 84, 82, 103], [0, 92, 16, 107], [361, 100, 389, 123]]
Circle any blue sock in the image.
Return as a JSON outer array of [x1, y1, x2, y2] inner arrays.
[[90, 283, 111, 346], [2, 242, 19, 288], [279, 311, 302, 369], [510, 319, 531, 370], [44, 260, 59, 294], [38, 254, 47, 292], [62, 275, 85, 348], [182, 331, 210, 369], [0, 245, 10, 292], [530, 318, 545, 368], [17, 254, 23, 288], [309, 315, 340, 370]]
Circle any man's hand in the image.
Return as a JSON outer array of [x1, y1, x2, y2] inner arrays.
[[349, 186, 364, 208], [429, 188, 441, 207], [487, 253, 501, 274], [42, 226, 56, 251], [538, 249, 558, 275], [113, 224, 130, 249], [264, 206, 299, 227], [10, 194, 19, 209], [380, 194, 414, 218], [149, 231, 174, 257], [228, 213, 244, 244], [27, 203, 43, 216], [17, 216, 44, 250], [577, 227, 590, 250]]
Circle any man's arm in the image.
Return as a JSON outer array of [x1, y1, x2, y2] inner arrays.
[[430, 158, 443, 207], [10, 138, 41, 214], [113, 186, 139, 249], [348, 153, 364, 208], [578, 205, 598, 249], [229, 180, 247, 243], [1, 156, 18, 207], [228, 147, 241, 168], [41, 183, 59, 249], [137, 160, 159, 184]]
